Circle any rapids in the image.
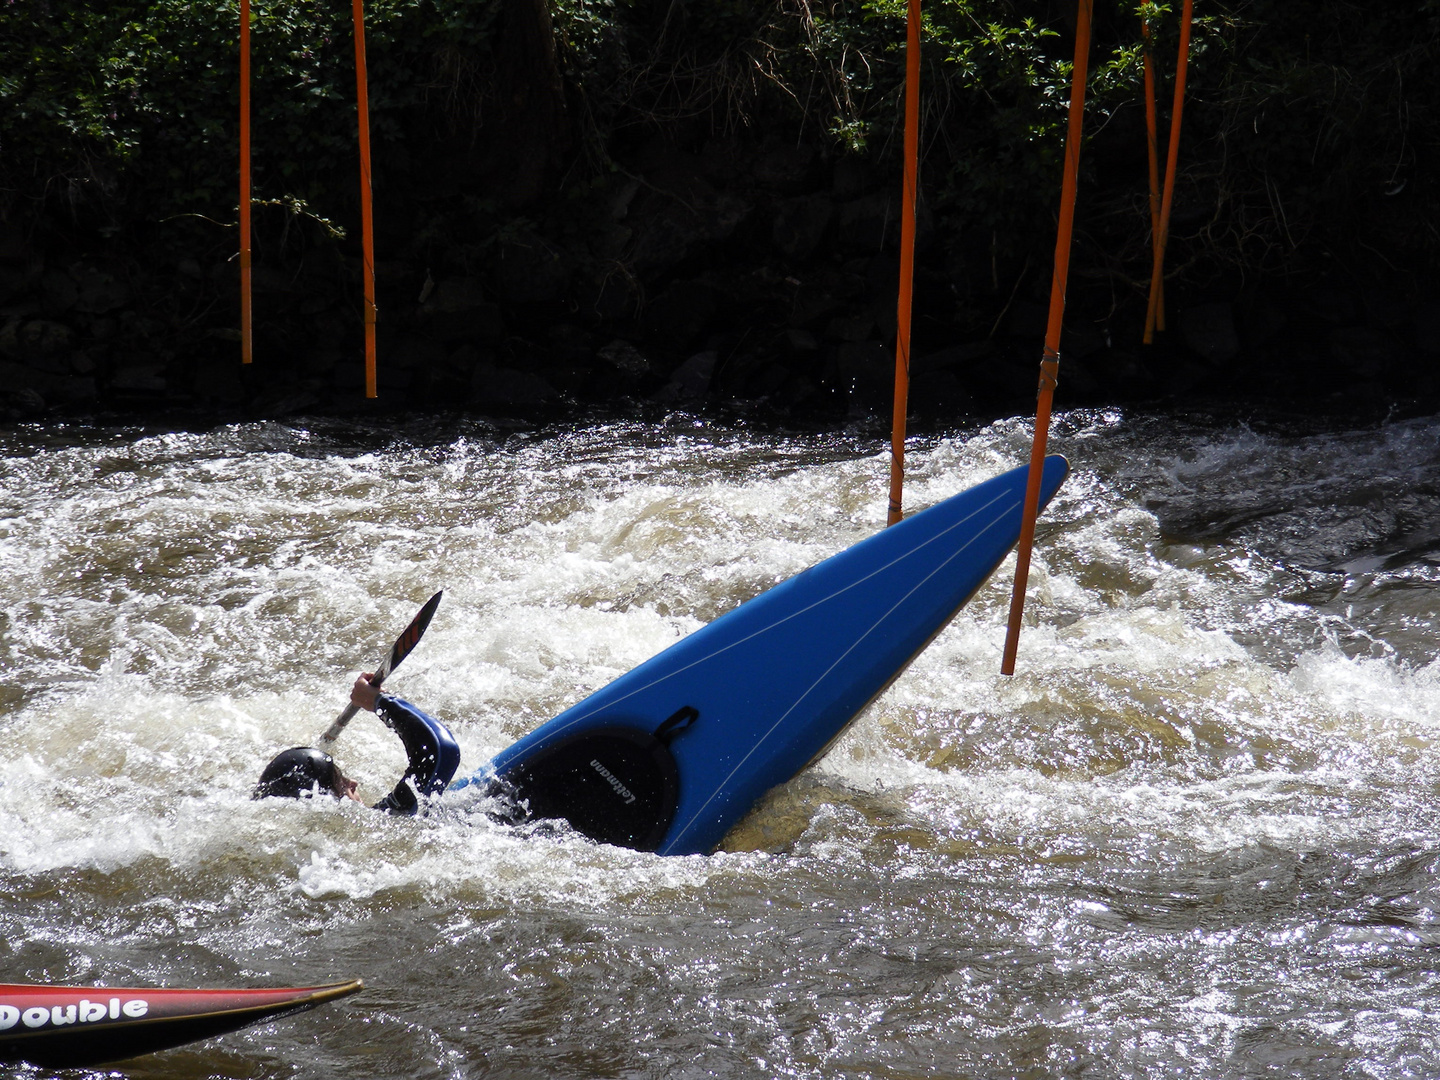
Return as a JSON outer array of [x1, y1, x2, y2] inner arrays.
[[1, 408, 1438, 1078]]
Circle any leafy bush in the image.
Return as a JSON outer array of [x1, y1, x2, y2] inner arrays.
[[1, 0, 500, 229]]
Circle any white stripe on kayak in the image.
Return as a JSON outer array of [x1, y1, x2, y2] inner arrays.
[[660, 490, 1025, 852], [539, 483, 1017, 739]]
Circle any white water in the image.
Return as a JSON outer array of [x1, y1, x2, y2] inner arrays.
[[2, 410, 1439, 1077]]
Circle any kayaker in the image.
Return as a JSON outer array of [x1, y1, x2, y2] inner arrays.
[[253, 673, 460, 813]]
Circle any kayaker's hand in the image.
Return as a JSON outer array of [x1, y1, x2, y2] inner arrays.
[[350, 672, 380, 712]]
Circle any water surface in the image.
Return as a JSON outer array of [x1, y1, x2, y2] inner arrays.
[[2, 409, 1439, 1078]]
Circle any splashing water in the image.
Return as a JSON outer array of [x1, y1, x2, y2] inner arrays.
[[2, 409, 1439, 1077]]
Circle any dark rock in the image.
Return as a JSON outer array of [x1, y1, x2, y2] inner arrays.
[[494, 237, 574, 304], [386, 333, 449, 371], [445, 344, 491, 375], [965, 342, 1046, 403], [1159, 354, 1220, 397], [1363, 289, 1410, 331], [310, 311, 351, 351], [0, 222, 26, 263], [1179, 302, 1241, 365], [544, 323, 597, 369], [0, 265, 26, 305], [252, 266, 298, 296], [653, 350, 717, 404], [40, 269, 77, 313], [785, 328, 819, 353], [912, 341, 994, 374], [597, 339, 651, 378], [1005, 301, 1049, 340], [751, 144, 818, 194], [1, 386, 47, 417], [643, 279, 721, 349], [835, 340, 891, 395], [0, 318, 75, 368], [789, 282, 843, 328], [772, 196, 833, 261], [575, 267, 640, 322], [1328, 326, 1394, 380], [110, 364, 168, 394], [471, 364, 558, 406], [833, 194, 899, 255], [418, 277, 504, 343], [1055, 354, 1103, 401], [375, 260, 415, 288], [824, 314, 873, 343], [192, 354, 247, 404], [257, 390, 323, 415], [627, 179, 751, 273], [1304, 284, 1356, 326], [832, 157, 879, 200], [1061, 322, 1108, 360], [376, 362, 414, 391], [709, 350, 765, 398], [748, 361, 793, 399], [301, 349, 343, 376], [1413, 301, 1440, 355], [72, 264, 129, 314], [910, 368, 969, 412], [1237, 300, 1287, 348], [427, 277, 485, 311], [1090, 349, 1160, 398], [0, 359, 97, 403]]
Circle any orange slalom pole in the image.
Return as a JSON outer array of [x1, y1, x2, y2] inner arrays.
[[239, 0, 253, 365], [1141, 16, 1164, 342], [352, 0, 378, 398], [887, 0, 922, 526], [1145, 0, 1193, 343], [1000, 0, 1093, 676]]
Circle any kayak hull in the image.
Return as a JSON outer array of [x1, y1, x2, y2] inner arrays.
[[0, 980, 363, 1068], [472, 455, 1070, 855]]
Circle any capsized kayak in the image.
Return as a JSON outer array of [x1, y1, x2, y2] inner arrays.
[[464, 455, 1070, 854], [0, 980, 363, 1068]]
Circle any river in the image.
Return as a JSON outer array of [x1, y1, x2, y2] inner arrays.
[[2, 407, 1438, 1078]]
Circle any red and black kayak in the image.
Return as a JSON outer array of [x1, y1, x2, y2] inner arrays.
[[0, 980, 363, 1068]]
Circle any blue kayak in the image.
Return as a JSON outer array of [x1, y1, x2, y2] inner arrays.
[[465, 455, 1069, 855]]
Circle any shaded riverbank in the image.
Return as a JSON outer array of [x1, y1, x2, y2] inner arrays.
[[6, 2, 1440, 426]]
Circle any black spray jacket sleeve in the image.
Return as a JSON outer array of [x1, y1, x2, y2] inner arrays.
[[370, 695, 462, 814]]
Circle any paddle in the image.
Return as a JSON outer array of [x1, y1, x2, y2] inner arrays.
[[317, 590, 443, 748]]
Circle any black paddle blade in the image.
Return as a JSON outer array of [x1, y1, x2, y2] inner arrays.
[[317, 590, 443, 746], [376, 589, 443, 687]]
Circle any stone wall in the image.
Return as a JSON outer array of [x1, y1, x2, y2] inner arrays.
[[3, 136, 1436, 425]]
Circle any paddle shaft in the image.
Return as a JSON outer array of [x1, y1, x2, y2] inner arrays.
[[318, 591, 442, 747]]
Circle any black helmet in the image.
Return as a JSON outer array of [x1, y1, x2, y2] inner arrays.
[[254, 747, 339, 799]]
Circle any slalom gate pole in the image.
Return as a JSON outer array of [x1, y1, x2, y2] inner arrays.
[[239, 0, 253, 366], [1141, 15, 1164, 342], [1144, 0, 1194, 343], [1000, 0, 1093, 676], [352, 0, 378, 398], [887, 0, 922, 526]]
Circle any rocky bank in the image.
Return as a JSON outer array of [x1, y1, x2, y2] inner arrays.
[[3, 136, 1437, 426]]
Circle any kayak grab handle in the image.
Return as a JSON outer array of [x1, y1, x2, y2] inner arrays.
[[654, 706, 699, 745]]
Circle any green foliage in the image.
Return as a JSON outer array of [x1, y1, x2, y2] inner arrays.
[[1145, 0, 1440, 273], [761, 0, 1151, 241], [0, 0, 501, 226], [4, 0, 1437, 291]]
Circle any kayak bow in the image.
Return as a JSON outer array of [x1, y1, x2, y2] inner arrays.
[[0, 979, 363, 1068]]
